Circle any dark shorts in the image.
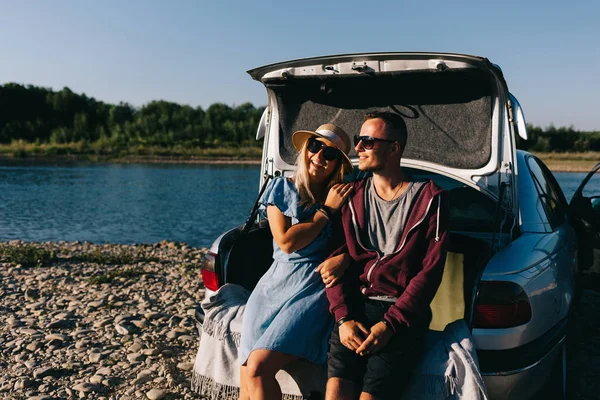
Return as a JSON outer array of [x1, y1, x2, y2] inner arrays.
[[327, 300, 426, 399]]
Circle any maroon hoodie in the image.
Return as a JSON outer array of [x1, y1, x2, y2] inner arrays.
[[326, 178, 449, 334]]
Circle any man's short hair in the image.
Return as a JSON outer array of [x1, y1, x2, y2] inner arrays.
[[365, 111, 408, 148]]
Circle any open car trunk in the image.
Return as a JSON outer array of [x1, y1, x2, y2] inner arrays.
[[223, 213, 493, 331]]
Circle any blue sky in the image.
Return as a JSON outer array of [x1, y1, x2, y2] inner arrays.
[[1, 0, 598, 130]]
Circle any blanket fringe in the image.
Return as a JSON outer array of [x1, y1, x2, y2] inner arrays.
[[201, 316, 241, 347], [407, 373, 459, 397], [191, 372, 308, 400]]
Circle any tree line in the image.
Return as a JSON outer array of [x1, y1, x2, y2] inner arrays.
[[0, 83, 265, 148], [1, 83, 598, 152]]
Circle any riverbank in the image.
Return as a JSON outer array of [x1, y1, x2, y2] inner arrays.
[[0, 145, 597, 171], [534, 152, 599, 172], [0, 241, 205, 399], [0, 142, 263, 165]]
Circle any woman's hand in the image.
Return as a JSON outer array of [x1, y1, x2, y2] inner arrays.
[[324, 183, 353, 213], [316, 253, 350, 288]]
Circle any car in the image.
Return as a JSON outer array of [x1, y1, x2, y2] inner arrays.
[[199, 52, 600, 399]]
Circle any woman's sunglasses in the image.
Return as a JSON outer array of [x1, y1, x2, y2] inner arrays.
[[353, 135, 396, 150], [307, 137, 341, 161]]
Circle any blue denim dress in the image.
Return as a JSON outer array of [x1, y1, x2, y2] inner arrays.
[[240, 177, 334, 365]]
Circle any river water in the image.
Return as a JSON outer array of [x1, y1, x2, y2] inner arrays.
[[0, 160, 597, 248]]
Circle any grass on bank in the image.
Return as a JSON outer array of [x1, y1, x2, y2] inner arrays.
[[0, 140, 263, 161], [0, 244, 55, 267], [0, 244, 158, 270], [531, 152, 600, 172], [87, 267, 146, 285], [73, 248, 159, 265]]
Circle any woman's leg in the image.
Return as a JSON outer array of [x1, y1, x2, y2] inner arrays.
[[245, 349, 297, 400], [239, 365, 250, 400]]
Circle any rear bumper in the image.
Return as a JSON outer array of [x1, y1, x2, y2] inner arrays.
[[478, 319, 567, 399], [482, 337, 564, 399]]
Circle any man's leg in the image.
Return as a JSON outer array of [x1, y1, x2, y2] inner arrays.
[[326, 319, 366, 400], [361, 330, 425, 400], [245, 349, 297, 400], [326, 377, 356, 400]]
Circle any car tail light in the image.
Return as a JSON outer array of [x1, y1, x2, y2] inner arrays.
[[201, 251, 220, 291], [473, 281, 532, 328]]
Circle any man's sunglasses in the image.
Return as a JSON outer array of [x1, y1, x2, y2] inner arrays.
[[354, 136, 396, 150], [307, 137, 342, 161]]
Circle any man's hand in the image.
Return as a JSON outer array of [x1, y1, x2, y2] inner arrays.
[[339, 320, 370, 351], [316, 253, 350, 288], [355, 321, 394, 356]]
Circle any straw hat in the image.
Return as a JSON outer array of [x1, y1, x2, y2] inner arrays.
[[292, 123, 353, 172]]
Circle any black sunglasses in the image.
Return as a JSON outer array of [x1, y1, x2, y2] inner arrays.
[[353, 135, 396, 150], [307, 137, 341, 161]]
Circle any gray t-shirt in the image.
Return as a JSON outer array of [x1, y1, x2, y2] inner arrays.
[[365, 178, 427, 256]]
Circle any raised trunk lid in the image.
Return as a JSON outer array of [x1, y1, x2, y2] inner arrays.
[[248, 52, 517, 209]]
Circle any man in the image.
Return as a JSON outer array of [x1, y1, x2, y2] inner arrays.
[[319, 111, 449, 400]]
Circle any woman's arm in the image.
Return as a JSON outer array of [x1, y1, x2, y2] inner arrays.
[[268, 182, 352, 254], [267, 205, 329, 254]]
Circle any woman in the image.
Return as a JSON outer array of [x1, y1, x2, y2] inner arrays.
[[239, 124, 353, 400]]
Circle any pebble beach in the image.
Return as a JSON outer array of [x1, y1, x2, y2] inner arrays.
[[0, 241, 206, 400], [2, 241, 600, 399]]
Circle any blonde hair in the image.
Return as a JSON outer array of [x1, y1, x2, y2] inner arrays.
[[293, 139, 346, 208]]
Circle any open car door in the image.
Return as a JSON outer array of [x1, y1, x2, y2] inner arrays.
[[570, 162, 600, 279]]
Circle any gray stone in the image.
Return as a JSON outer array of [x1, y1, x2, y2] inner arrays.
[[115, 324, 134, 335], [133, 375, 153, 385], [127, 343, 142, 353], [89, 375, 104, 384], [72, 382, 98, 392], [33, 367, 60, 379], [21, 328, 41, 335], [89, 352, 102, 363], [46, 319, 73, 329], [177, 362, 194, 371], [141, 348, 159, 356], [45, 333, 71, 342], [144, 312, 162, 320], [102, 377, 119, 387], [137, 369, 153, 378], [88, 300, 104, 308], [7, 317, 24, 327], [132, 319, 147, 329], [93, 318, 112, 328], [146, 388, 167, 400], [127, 353, 146, 363], [96, 367, 112, 376], [14, 379, 34, 390], [26, 341, 42, 352]]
